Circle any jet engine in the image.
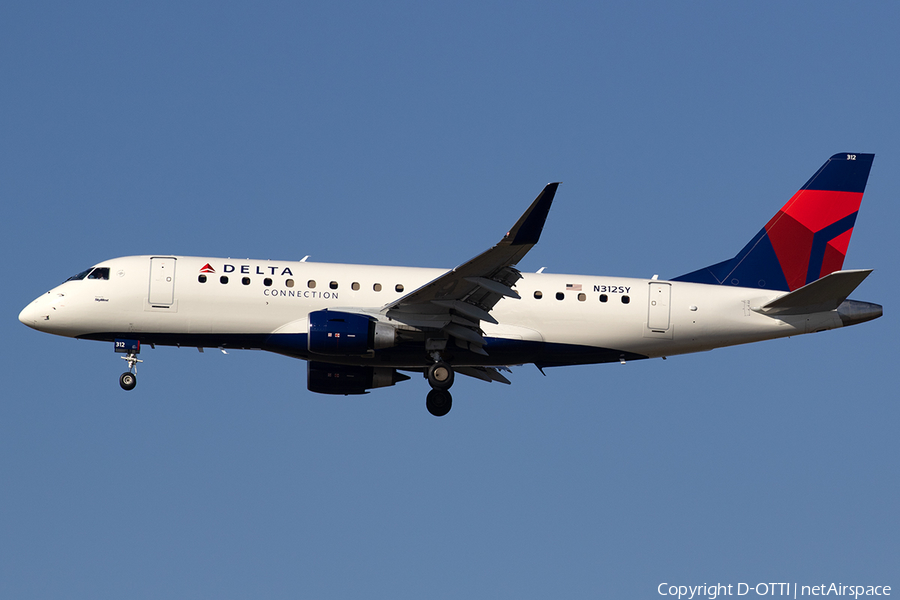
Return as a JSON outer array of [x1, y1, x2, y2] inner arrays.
[[307, 361, 410, 395], [307, 310, 397, 356]]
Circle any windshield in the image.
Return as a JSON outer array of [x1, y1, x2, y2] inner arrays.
[[65, 268, 93, 282], [65, 267, 110, 282]]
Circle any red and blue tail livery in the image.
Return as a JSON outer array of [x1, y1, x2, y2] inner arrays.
[[674, 153, 875, 291]]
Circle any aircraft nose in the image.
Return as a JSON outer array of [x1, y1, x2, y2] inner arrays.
[[19, 301, 38, 328], [19, 294, 50, 330]]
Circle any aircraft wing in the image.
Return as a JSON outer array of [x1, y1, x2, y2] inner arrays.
[[382, 182, 559, 355]]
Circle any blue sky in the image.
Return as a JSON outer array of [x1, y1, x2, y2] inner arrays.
[[1, 2, 897, 598]]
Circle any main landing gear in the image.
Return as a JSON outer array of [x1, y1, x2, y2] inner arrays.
[[425, 358, 455, 417], [426, 389, 452, 417]]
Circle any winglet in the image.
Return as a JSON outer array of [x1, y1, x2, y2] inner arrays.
[[500, 182, 560, 246]]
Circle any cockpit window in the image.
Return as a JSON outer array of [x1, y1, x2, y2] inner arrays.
[[65, 267, 110, 282], [66, 268, 94, 282]]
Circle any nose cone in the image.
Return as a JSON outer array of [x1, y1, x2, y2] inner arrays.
[[19, 298, 42, 329], [19, 288, 80, 336]]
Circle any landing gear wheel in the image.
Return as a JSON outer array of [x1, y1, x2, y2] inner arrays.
[[427, 361, 455, 390], [119, 372, 137, 391], [426, 389, 452, 417]]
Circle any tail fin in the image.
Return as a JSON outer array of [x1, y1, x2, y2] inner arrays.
[[674, 153, 875, 291]]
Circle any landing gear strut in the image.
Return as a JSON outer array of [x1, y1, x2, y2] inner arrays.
[[115, 339, 143, 391], [425, 353, 455, 416], [119, 350, 142, 390]]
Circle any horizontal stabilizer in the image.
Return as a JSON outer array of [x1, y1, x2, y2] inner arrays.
[[756, 269, 872, 315]]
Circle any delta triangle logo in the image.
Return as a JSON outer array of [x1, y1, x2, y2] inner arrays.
[[200, 263, 216, 274]]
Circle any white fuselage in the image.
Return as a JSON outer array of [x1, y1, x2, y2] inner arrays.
[[19, 255, 843, 368]]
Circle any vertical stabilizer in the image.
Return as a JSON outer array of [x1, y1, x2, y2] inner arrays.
[[674, 153, 874, 291]]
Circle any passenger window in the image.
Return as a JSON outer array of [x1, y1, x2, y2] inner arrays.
[[395, 284, 404, 293], [351, 282, 360, 291], [242, 277, 251, 285], [286, 279, 295, 288], [578, 293, 586, 302], [622, 295, 630, 304], [330, 281, 338, 290], [373, 283, 382, 292], [556, 292, 565, 300], [264, 278, 272, 286], [534, 291, 542, 299], [308, 280, 316, 289], [220, 276, 229, 284], [599, 294, 608, 303], [198, 275, 207, 283]]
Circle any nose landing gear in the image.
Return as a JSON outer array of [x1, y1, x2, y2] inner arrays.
[[115, 338, 142, 391], [119, 351, 142, 390]]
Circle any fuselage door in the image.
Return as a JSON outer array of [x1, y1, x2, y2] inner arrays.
[[647, 281, 671, 331], [148, 257, 177, 306]]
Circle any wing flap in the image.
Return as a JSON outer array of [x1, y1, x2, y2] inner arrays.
[[443, 322, 486, 346], [431, 300, 498, 324], [464, 276, 520, 299], [456, 366, 512, 384]]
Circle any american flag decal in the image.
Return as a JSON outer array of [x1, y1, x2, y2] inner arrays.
[[566, 283, 582, 291]]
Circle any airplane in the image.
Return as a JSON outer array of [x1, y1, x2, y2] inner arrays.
[[19, 153, 882, 416]]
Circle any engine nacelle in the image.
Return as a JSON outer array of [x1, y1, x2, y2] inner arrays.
[[307, 310, 396, 356], [307, 361, 410, 395]]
